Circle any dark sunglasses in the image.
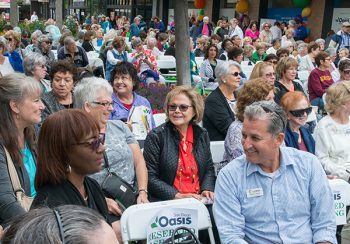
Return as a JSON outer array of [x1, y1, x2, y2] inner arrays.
[[92, 101, 113, 108], [168, 104, 192, 112], [231, 72, 240, 77], [6, 37, 13, 42], [268, 60, 278, 64], [265, 72, 276, 78], [289, 107, 312, 118], [73, 133, 105, 151], [44, 40, 52, 45]]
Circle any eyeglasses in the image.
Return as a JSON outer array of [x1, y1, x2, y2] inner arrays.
[[73, 133, 105, 151], [342, 69, 350, 75], [168, 104, 192, 112], [264, 25, 270, 28], [5, 37, 13, 42], [265, 72, 276, 78], [289, 107, 312, 118], [268, 60, 278, 64], [230, 72, 240, 77], [37, 64, 46, 69], [44, 40, 52, 45], [92, 101, 113, 108]]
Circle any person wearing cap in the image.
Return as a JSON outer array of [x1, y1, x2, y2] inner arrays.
[[329, 21, 350, 56], [213, 100, 336, 244]]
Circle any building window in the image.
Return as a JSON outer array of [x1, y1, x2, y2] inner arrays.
[[224, 0, 237, 8]]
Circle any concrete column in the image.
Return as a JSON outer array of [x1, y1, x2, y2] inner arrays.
[[307, 0, 326, 40], [10, 0, 18, 27], [204, 0, 213, 20], [152, 0, 157, 17], [56, 0, 63, 28], [248, 0, 260, 21]]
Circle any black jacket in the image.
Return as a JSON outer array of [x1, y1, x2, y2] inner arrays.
[[31, 177, 112, 224], [143, 122, 215, 201], [203, 87, 236, 141], [0, 144, 31, 225], [274, 80, 305, 105]]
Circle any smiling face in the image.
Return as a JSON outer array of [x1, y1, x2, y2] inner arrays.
[[283, 66, 297, 81], [168, 93, 195, 129], [286, 98, 310, 129], [112, 72, 133, 96], [241, 117, 283, 170], [87, 89, 113, 127], [12, 92, 45, 127]]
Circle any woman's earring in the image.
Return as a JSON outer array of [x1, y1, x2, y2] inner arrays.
[[222, 80, 227, 83], [15, 113, 20, 120]]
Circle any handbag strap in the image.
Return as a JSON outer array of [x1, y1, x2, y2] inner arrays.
[[4, 147, 23, 193], [103, 152, 111, 172]]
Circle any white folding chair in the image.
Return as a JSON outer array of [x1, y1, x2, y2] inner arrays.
[[210, 141, 225, 176], [241, 65, 254, 74], [157, 59, 176, 69], [297, 70, 310, 83], [158, 55, 176, 61], [328, 179, 350, 225], [120, 198, 215, 243], [153, 113, 166, 127], [195, 57, 204, 68], [87, 51, 99, 60]]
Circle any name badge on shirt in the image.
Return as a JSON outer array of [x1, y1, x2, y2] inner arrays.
[[246, 188, 264, 198]]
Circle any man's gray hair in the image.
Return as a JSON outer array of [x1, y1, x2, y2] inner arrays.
[[244, 101, 287, 137], [23, 52, 47, 76], [215, 60, 241, 84], [63, 36, 75, 46], [315, 38, 325, 45], [74, 77, 113, 109], [131, 37, 142, 49], [297, 43, 308, 54], [31, 30, 42, 39], [146, 37, 157, 47]]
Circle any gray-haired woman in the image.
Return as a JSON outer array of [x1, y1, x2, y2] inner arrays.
[[23, 30, 42, 56], [33, 34, 56, 73], [203, 61, 240, 141], [23, 52, 51, 92], [74, 77, 149, 242], [0, 37, 14, 76]]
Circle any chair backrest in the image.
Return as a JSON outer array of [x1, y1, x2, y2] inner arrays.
[[120, 198, 215, 243], [158, 55, 176, 61], [328, 179, 350, 225], [297, 70, 310, 83], [157, 59, 176, 69], [241, 65, 254, 73], [87, 51, 99, 60], [153, 113, 167, 127], [195, 57, 204, 68], [210, 141, 225, 163]]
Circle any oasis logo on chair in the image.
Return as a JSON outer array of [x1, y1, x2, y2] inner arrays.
[[147, 208, 198, 244]]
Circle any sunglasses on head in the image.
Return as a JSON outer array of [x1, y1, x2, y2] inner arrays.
[[342, 69, 350, 75], [289, 107, 312, 118], [74, 133, 105, 151], [168, 104, 192, 112]]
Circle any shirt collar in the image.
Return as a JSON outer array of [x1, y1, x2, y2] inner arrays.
[[246, 147, 296, 177]]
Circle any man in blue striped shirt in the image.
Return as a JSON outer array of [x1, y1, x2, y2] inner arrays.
[[213, 101, 336, 244]]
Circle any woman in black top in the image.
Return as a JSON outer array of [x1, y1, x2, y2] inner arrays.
[[32, 109, 120, 240]]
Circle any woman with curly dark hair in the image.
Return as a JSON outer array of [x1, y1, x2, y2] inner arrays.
[[223, 78, 275, 162]]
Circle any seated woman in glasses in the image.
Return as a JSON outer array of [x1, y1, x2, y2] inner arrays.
[[23, 52, 51, 93], [280, 91, 315, 154], [32, 109, 120, 238], [203, 61, 240, 141], [144, 86, 217, 243], [338, 58, 350, 82], [250, 62, 276, 85], [74, 77, 149, 243]]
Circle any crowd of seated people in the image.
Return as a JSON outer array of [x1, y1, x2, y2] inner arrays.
[[1, 14, 350, 243]]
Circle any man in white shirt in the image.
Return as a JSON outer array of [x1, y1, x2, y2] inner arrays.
[[30, 11, 38, 22], [270, 21, 282, 40], [228, 18, 243, 41]]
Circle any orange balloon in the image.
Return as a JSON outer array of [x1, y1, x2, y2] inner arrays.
[[236, 0, 249, 14], [194, 0, 205, 9]]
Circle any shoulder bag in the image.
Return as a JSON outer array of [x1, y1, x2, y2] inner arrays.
[[4, 147, 33, 211], [101, 152, 137, 210]]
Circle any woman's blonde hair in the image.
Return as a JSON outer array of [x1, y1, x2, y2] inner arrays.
[[164, 86, 204, 124], [276, 57, 298, 78], [250, 62, 274, 80], [325, 80, 350, 114]]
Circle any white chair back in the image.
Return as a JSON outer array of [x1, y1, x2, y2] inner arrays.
[[153, 113, 166, 127], [158, 55, 176, 61], [297, 70, 310, 83], [157, 59, 176, 69], [89, 57, 105, 77], [195, 57, 204, 68], [328, 179, 350, 225], [241, 65, 254, 73], [120, 198, 215, 243], [210, 141, 225, 163], [87, 51, 99, 60]]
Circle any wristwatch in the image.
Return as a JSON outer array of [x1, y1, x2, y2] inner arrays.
[[138, 188, 148, 194]]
